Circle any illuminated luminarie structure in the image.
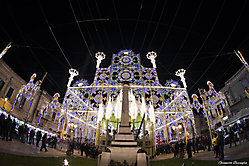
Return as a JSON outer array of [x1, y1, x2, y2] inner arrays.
[[39, 50, 197, 154]]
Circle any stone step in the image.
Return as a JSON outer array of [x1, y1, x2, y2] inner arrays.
[[118, 126, 131, 134], [114, 134, 135, 141], [111, 141, 138, 147]]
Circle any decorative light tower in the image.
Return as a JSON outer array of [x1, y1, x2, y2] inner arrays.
[[95, 52, 106, 68], [175, 69, 193, 142], [67, 68, 79, 87], [146, 51, 157, 68], [175, 69, 187, 88]]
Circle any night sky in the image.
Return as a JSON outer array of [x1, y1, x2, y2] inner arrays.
[[1, 0, 249, 100]]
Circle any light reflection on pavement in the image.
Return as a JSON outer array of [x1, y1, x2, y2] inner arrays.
[[0, 139, 67, 157]]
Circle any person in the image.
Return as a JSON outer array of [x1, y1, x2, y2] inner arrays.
[[2, 115, 12, 141], [242, 121, 248, 140], [69, 140, 74, 155], [18, 124, 24, 142], [207, 135, 211, 151], [0, 113, 5, 137], [29, 129, 35, 144], [24, 125, 28, 143], [36, 130, 42, 147], [229, 127, 237, 148], [186, 139, 192, 159], [174, 141, 179, 158], [179, 140, 185, 158], [218, 131, 224, 161], [192, 137, 196, 154], [40, 133, 48, 152], [212, 133, 218, 158], [9, 119, 16, 141], [85, 142, 90, 158], [196, 136, 199, 153], [52, 136, 57, 149], [238, 126, 244, 144], [80, 142, 86, 156]]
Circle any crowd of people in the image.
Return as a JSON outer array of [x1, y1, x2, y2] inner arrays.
[[0, 113, 58, 152], [0, 112, 101, 159], [156, 120, 248, 160], [156, 135, 212, 159]]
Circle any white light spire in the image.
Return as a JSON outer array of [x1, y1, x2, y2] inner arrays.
[[97, 103, 104, 122], [146, 51, 157, 68], [141, 97, 146, 119], [95, 52, 106, 68], [106, 97, 112, 120], [130, 91, 138, 120], [67, 68, 79, 87], [149, 102, 155, 123], [115, 90, 122, 119]]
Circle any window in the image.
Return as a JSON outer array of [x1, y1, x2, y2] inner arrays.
[[52, 112, 56, 120], [6, 87, 14, 99], [0, 80, 5, 92], [241, 78, 249, 89]]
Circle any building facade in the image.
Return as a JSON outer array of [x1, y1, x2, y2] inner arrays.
[[0, 59, 59, 133], [221, 66, 249, 115]]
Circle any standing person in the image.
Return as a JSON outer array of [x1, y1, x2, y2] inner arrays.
[[20, 125, 25, 143], [179, 140, 185, 158], [29, 129, 35, 144], [242, 121, 248, 141], [218, 131, 224, 161], [196, 136, 199, 153], [2, 115, 12, 141], [238, 126, 244, 144], [229, 127, 237, 148], [186, 139, 193, 159], [85, 142, 89, 158], [174, 141, 179, 158], [192, 137, 196, 154], [36, 130, 42, 147], [52, 136, 57, 149], [212, 133, 218, 158], [9, 119, 16, 141], [207, 135, 211, 151], [0, 113, 5, 137], [80, 142, 85, 156], [40, 133, 48, 152], [24, 125, 28, 143]]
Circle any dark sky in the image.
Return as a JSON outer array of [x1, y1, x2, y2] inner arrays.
[[1, 0, 249, 100]]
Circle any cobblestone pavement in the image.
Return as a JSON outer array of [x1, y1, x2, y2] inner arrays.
[[0, 139, 83, 157], [154, 140, 249, 161]]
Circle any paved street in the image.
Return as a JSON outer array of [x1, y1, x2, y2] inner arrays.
[[0, 139, 84, 158], [0, 138, 248, 163]]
